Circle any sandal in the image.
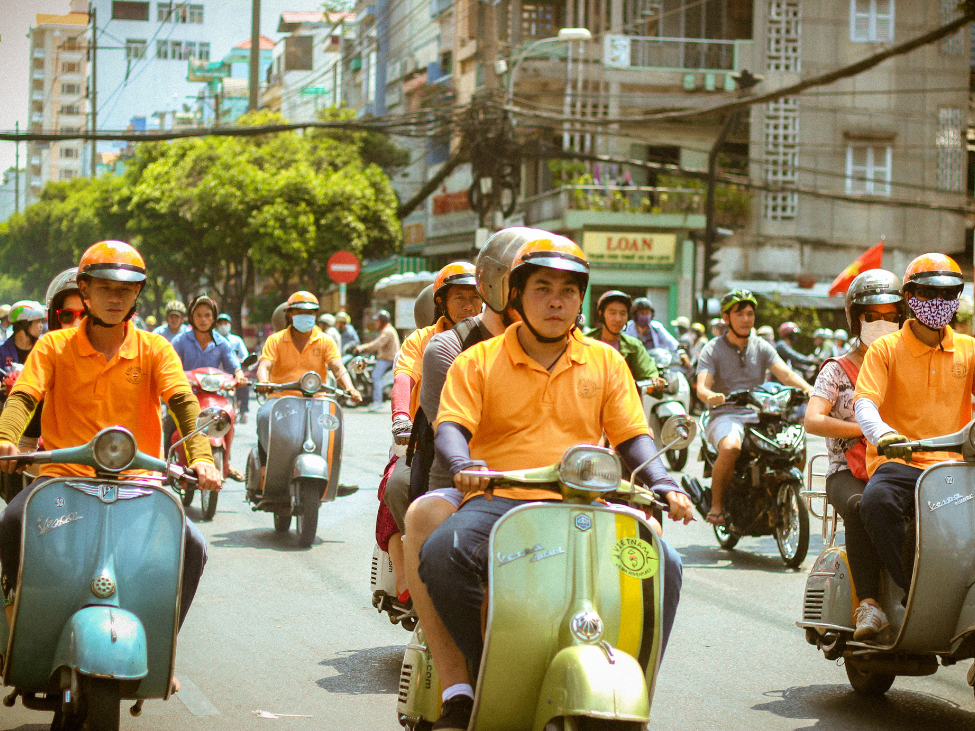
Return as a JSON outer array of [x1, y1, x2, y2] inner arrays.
[[705, 511, 727, 526]]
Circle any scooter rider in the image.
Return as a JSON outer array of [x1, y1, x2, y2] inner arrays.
[[354, 310, 399, 412], [0, 301, 47, 451], [420, 235, 693, 731], [254, 291, 362, 465], [623, 296, 684, 360], [153, 300, 189, 343], [0, 240, 220, 630], [335, 310, 360, 351], [46, 267, 85, 331], [853, 253, 975, 637], [585, 290, 664, 390], [696, 290, 813, 525], [805, 269, 906, 640], [215, 312, 251, 423], [776, 322, 818, 374]]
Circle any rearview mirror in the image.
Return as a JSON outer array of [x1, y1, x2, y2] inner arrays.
[[241, 353, 258, 370], [348, 356, 368, 374], [659, 415, 696, 451], [197, 406, 232, 438]]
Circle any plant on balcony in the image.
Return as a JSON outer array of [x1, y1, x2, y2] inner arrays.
[[656, 173, 751, 227]]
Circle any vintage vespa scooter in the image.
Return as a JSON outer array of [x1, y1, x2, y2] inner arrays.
[[798, 421, 975, 696], [0, 407, 230, 729], [639, 347, 692, 472], [397, 417, 696, 731], [245, 371, 349, 547]]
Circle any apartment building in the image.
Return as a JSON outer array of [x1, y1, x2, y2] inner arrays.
[[25, 7, 90, 205]]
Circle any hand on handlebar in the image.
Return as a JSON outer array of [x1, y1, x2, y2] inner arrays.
[[190, 460, 222, 491], [453, 465, 492, 494], [665, 490, 695, 525], [0, 441, 23, 474], [705, 391, 726, 408], [878, 432, 912, 463], [345, 386, 363, 404], [255, 383, 274, 395]]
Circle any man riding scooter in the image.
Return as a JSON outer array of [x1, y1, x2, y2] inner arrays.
[[215, 312, 251, 423], [418, 236, 694, 731], [853, 253, 975, 638], [585, 290, 664, 389], [153, 300, 189, 343], [0, 240, 220, 633]]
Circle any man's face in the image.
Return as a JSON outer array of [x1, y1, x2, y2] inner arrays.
[[167, 312, 184, 331], [520, 269, 582, 340], [335, 320, 346, 331], [723, 303, 755, 335], [27, 320, 43, 339], [442, 284, 483, 323], [192, 306, 214, 332], [81, 279, 141, 326], [602, 302, 629, 336]]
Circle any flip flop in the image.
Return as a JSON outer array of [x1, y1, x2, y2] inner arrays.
[[705, 511, 727, 526]]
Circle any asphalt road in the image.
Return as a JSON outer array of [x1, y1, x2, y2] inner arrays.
[[5, 404, 975, 730]]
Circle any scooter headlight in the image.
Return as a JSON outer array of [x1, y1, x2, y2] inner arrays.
[[558, 446, 621, 493], [300, 371, 323, 394], [199, 374, 223, 392], [754, 389, 790, 415], [91, 427, 137, 473]]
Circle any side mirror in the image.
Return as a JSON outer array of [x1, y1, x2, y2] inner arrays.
[[197, 406, 232, 438], [659, 414, 697, 451], [241, 353, 258, 370], [348, 356, 368, 374]]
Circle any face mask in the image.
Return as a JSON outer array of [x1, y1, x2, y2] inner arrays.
[[291, 314, 317, 333], [216, 324, 231, 336], [909, 297, 959, 331], [859, 319, 899, 347], [635, 313, 652, 327]]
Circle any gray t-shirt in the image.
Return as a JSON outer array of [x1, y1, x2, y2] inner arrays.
[[696, 334, 783, 414], [419, 318, 494, 490]]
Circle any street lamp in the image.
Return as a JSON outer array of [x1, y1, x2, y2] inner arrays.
[[507, 27, 592, 103]]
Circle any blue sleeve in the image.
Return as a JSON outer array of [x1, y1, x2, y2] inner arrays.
[[655, 323, 680, 352], [617, 434, 683, 498], [435, 421, 488, 475], [222, 341, 241, 372], [170, 334, 186, 364]]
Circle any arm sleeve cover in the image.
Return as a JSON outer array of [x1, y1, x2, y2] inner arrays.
[[617, 434, 685, 499], [168, 391, 214, 466], [0, 391, 38, 444], [391, 373, 413, 419], [854, 398, 893, 445], [435, 421, 487, 476]]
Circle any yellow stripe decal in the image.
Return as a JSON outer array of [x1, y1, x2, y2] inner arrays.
[[615, 513, 643, 656]]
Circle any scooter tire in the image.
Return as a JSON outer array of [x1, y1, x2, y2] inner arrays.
[[295, 482, 320, 547], [665, 448, 688, 472], [199, 448, 222, 521], [713, 523, 739, 550], [274, 510, 292, 532], [180, 484, 195, 509], [775, 480, 809, 569], [80, 676, 121, 731], [845, 657, 895, 695]]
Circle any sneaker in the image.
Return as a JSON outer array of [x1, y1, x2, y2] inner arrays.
[[432, 695, 473, 731], [853, 602, 889, 641]]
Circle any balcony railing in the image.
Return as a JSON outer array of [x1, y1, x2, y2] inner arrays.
[[520, 185, 704, 224], [603, 35, 751, 73]]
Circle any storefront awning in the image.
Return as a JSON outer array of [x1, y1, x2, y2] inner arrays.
[[356, 255, 431, 291], [724, 280, 847, 310]]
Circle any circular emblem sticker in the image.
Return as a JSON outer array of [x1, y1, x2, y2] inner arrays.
[[611, 537, 658, 579], [125, 366, 144, 385], [318, 413, 340, 431]]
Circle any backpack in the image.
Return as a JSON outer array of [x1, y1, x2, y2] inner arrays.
[[820, 356, 868, 481], [407, 317, 489, 502]]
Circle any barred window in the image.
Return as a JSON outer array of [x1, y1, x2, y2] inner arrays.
[[850, 0, 894, 43], [846, 144, 891, 196], [940, 0, 963, 55], [157, 39, 169, 59], [61, 82, 82, 95], [762, 97, 799, 220], [125, 38, 147, 60], [937, 107, 964, 192], [199, 42, 210, 61], [767, 0, 801, 72], [189, 4, 203, 23]]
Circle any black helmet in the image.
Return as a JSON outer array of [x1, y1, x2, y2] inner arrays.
[[596, 290, 632, 322], [375, 309, 391, 325], [632, 297, 653, 313], [846, 269, 904, 337]]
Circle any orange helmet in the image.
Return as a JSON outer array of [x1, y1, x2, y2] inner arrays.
[[433, 261, 477, 304], [509, 233, 589, 292], [904, 253, 963, 290], [286, 291, 319, 311], [78, 240, 147, 283]]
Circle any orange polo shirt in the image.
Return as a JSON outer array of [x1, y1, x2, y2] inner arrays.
[[435, 323, 648, 501], [260, 327, 340, 398], [394, 316, 449, 418], [855, 322, 975, 475], [12, 323, 191, 477]]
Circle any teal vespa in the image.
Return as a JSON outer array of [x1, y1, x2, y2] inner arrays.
[[0, 407, 230, 730]]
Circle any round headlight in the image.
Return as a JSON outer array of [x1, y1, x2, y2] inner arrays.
[[300, 371, 323, 394], [92, 427, 137, 473], [199, 374, 223, 392], [558, 446, 622, 493]]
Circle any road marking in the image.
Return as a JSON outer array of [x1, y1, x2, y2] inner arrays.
[[175, 675, 221, 716]]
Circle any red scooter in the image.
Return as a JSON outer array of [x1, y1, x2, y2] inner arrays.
[[171, 367, 237, 520]]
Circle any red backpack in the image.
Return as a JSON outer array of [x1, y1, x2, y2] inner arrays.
[[821, 356, 868, 481]]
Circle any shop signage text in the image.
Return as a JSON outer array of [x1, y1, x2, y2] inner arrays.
[[582, 232, 677, 265]]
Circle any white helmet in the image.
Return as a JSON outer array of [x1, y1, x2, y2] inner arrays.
[[833, 329, 849, 342], [10, 300, 46, 324]]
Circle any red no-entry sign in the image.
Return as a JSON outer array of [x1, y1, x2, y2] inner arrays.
[[327, 251, 360, 284]]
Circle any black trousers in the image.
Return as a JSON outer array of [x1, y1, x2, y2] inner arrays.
[[826, 468, 881, 601], [859, 462, 923, 595]]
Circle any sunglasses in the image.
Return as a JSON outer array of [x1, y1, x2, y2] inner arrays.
[[913, 285, 961, 301], [860, 312, 900, 324], [56, 308, 85, 325]]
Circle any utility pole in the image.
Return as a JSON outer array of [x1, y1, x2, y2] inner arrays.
[[14, 121, 19, 214], [89, 2, 98, 177], [248, 0, 261, 112]]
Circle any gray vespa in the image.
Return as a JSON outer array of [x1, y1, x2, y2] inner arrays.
[[798, 420, 975, 696], [245, 371, 347, 547]]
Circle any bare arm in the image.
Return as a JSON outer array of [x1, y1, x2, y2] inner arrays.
[[695, 371, 725, 408], [804, 395, 862, 439], [328, 357, 362, 403], [769, 361, 813, 392], [255, 358, 273, 394]]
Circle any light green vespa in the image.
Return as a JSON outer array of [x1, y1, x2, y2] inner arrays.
[[397, 416, 695, 731]]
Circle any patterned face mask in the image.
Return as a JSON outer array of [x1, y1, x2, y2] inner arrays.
[[908, 296, 959, 330]]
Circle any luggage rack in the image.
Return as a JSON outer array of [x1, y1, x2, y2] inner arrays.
[[801, 452, 842, 547]]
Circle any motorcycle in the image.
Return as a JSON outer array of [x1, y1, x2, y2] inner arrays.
[[171, 367, 239, 520], [640, 347, 692, 471], [341, 350, 393, 408], [681, 382, 811, 568], [245, 371, 347, 547], [0, 408, 230, 728], [397, 418, 696, 731], [798, 423, 975, 696]]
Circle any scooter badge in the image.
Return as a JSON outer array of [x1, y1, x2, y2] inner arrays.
[[611, 537, 659, 579], [575, 514, 592, 531], [570, 610, 604, 642], [318, 413, 340, 431]]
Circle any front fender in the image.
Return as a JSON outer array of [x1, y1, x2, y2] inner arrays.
[[52, 606, 147, 681], [532, 645, 649, 731], [293, 453, 333, 501]]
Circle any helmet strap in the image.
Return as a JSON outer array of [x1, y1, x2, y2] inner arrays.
[[512, 293, 573, 344]]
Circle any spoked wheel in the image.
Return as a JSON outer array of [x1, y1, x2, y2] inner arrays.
[[775, 481, 810, 569], [845, 657, 895, 695], [665, 447, 688, 472], [80, 676, 121, 731], [199, 447, 222, 520], [180, 482, 195, 508], [273, 510, 292, 532], [295, 482, 320, 547], [713, 522, 739, 550]]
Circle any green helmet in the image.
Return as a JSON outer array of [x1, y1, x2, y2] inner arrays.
[[720, 289, 757, 313]]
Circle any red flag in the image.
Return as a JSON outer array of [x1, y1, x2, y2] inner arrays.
[[828, 241, 884, 296]]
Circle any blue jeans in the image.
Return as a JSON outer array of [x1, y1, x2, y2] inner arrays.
[[419, 495, 682, 670], [371, 358, 392, 406], [859, 461, 923, 595]]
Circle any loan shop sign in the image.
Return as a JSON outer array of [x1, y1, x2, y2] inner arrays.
[[582, 232, 677, 266]]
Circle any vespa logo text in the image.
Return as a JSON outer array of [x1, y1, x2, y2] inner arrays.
[[927, 493, 975, 512], [37, 512, 82, 536], [497, 543, 565, 566]]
